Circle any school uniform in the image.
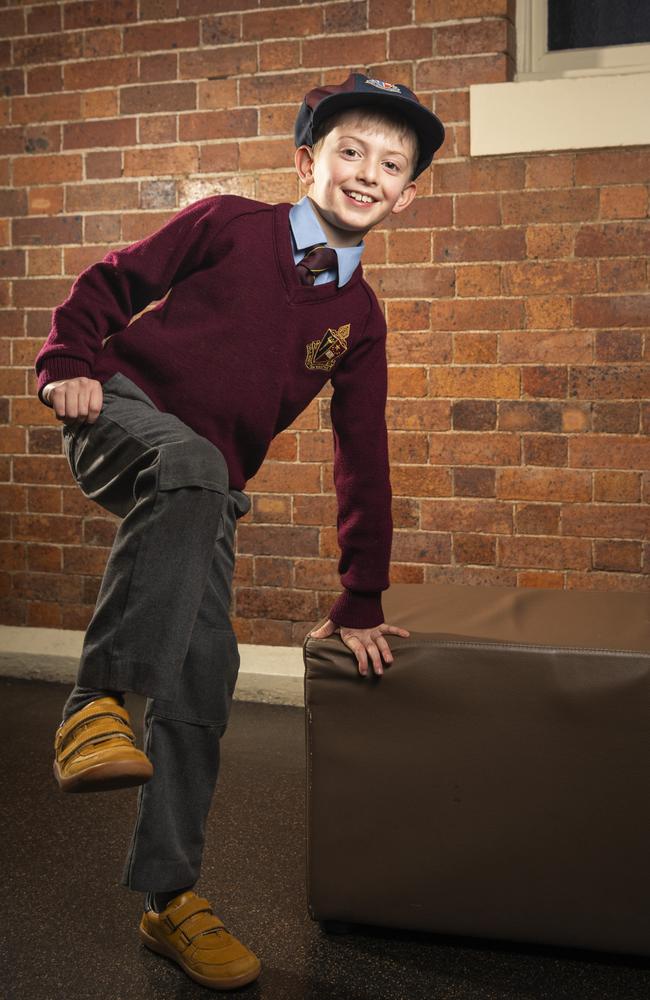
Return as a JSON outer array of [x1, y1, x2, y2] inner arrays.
[[34, 193, 393, 892]]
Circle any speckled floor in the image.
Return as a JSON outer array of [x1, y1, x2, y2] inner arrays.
[[2, 675, 649, 1000]]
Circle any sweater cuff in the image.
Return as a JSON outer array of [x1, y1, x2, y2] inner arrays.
[[327, 590, 385, 629], [36, 358, 92, 404]]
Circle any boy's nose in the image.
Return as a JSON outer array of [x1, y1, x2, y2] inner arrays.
[[356, 159, 379, 185]]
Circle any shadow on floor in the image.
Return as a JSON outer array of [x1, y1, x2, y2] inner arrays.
[[1, 676, 648, 1000]]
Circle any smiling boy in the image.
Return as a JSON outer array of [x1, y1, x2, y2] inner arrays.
[[34, 72, 444, 990]]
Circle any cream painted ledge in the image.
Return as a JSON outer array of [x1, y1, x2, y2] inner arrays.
[[470, 72, 650, 156], [0, 625, 306, 708]]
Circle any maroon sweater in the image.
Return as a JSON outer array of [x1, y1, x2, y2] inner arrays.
[[34, 195, 393, 629]]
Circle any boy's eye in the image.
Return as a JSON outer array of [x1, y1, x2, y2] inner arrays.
[[385, 161, 399, 171], [341, 148, 359, 157]]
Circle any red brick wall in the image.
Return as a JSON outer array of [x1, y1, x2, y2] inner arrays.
[[1, 0, 649, 643]]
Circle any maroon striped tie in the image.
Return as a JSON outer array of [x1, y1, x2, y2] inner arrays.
[[296, 244, 338, 286]]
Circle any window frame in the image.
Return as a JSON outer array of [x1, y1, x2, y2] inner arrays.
[[517, 0, 650, 80]]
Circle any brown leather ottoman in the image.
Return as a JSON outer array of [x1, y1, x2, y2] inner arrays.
[[303, 583, 650, 957]]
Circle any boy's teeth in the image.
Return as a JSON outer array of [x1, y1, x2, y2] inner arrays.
[[346, 191, 374, 203]]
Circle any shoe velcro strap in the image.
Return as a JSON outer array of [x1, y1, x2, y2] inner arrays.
[[177, 911, 227, 945], [57, 705, 132, 751], [163, 895, 214, 932], [59, 723, 136, 766]]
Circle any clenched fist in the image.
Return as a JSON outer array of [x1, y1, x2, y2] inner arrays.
[[43, 376, 104, 429]]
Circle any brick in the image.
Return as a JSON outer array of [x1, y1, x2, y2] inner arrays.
[[595, 330, 643, 362], [124, 145, 198, 177], [63, 545, 110, 575], [0, 7, 25, 36], [368, 264, 455, 298], [499, 535, 590, 569], [430, 297, 523, 330], [452, 399, 496, 430], [386, 300, 432, 330], [569, 434, 650, 470], [387, 230, 431, 263], [0, 423, 26, 451], [416, 54, 507, 89], [259, 39, 300, 72], [526, 224, 576, 259], [569, 364, 650, 401], [522, 434, 567, 467], [13, 216, 82, 247], [525, 295, 572, 329], [140, 0, 179, 17], [574, 295, 650, 329], [81, 90, 119, 119], [502, 260, 596, 295], [197, 78, 238, 110], [598, 259, 647, 294], [575, 149, 650, 186], [429, 430, 519, 466], [302, 32, 387, 67], [455, 193, 500, 226], [0, 249, 25, 276], [434, 89, 469, 123], [82, 216, 121, 244], [27, 64, 62, 94], [562, 503, 650, 539], [64, 0, 137, 30], [13, 153, 82, 186], [389, 27, 433, 59], [325, 1, 367, 32], [593, 402, 640, 434], [237, 585, 318, 622], [179, 108, 257, 141], [27, 487, 61, 514], [0, 484, 27, 512], [64, 57, 138, 91], [27, 247, 62, 275], [179, 45, 257, 80], [0, 190, 27, 217], [0, 69, 25, 97], [120, 82, 196, 115], [593, 540, 642, 572], [139, 53, 178, 84], [180, 0, 257, 13], [242, 7, 322, 41], [369, 0, 412, 28], [594, 471, 641, 503], [85, 151, 122, 179], [436, 19, 508, 56], [65, 182, 139, 213], [82, 27, 122, 59], [429, 365, 519, 399], [434, 227, 525, 262], [259, 104, 295, 136], [434, 157, 524, 192], [525, 155, 574, 189], [514, 503, 561, 534], [521, 366, 568, 398], [501, 189, 598, 225], [420, 0, 512, 15], [499, 400, 564, 433], [455, 264, 500, 297], [201, 14, 241, 45], [13, 34, 83, 67], [12, 92, 81, 125], [13, 278, 74, 308], [387, 463, 450, 498], [239, 138, 292, 171], [139, 116, 178, 145], [497, 467, 591, 502], [199, 142, 240, 173], [575, 222, 650, 258], [239, 71, 314, 107], [63, 118, 137, 150], [599, 185, 648, 221], [124, 19, 200, 55], [388, 365, 428, 397]]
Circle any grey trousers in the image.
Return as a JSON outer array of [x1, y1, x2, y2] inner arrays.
[[60, 372, 251, 892]]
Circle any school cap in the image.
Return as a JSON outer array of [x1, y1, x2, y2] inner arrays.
[[294, 72, 445, 179]]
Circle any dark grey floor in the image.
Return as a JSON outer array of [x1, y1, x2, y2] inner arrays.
[[1, 676, 648, 1000]]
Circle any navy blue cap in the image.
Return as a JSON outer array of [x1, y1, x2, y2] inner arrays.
[[294, 72, 445, 179]]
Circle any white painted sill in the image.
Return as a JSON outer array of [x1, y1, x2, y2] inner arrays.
[[469, 72, 650, 156]]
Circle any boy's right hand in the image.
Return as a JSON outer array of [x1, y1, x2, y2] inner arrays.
[[43, 376, 103, 428]]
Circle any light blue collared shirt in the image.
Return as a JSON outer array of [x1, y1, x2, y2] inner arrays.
[[289, 195, 364, 287]]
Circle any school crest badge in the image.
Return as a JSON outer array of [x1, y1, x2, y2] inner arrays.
[[305, 324, 350, 372], [366, 79, 401, 94]]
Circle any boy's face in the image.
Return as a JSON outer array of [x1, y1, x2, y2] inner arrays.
[[294, 113, 418, 248]]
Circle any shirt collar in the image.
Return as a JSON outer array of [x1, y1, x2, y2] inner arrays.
[[289, 195, 364, 287]]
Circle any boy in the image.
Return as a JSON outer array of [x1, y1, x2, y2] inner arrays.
[[34, 72, 445, 990]]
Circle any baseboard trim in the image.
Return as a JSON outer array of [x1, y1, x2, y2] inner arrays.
[[0, 625, 306, 707]]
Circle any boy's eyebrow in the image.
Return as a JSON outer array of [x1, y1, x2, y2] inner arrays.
[[338, 134, 409, 160]]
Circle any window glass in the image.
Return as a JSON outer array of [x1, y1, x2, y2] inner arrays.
[[548, 0, 650, 51]]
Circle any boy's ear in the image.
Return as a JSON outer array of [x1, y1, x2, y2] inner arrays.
[[295, 145, 315, 185], [391, 180, 417, 216]]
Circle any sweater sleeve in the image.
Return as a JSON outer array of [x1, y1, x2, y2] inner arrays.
[[34, 195, 226, 403], [326, 299, 393, 629]]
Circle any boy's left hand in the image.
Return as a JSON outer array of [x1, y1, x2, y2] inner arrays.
[[308, 619, 410, 677]]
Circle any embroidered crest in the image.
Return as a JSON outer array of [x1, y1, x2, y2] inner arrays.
[[305, 324, 350, 372], [366, 78, 401, 94]]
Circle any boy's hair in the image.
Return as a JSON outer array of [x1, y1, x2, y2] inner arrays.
[[311, 106, 420, 184]]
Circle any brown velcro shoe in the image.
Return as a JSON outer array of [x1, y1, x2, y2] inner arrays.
[[139, 891, 262, 990], [53, 696, 153, 793]]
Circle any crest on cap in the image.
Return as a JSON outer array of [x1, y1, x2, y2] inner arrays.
[[366, 79, 401, 94]]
